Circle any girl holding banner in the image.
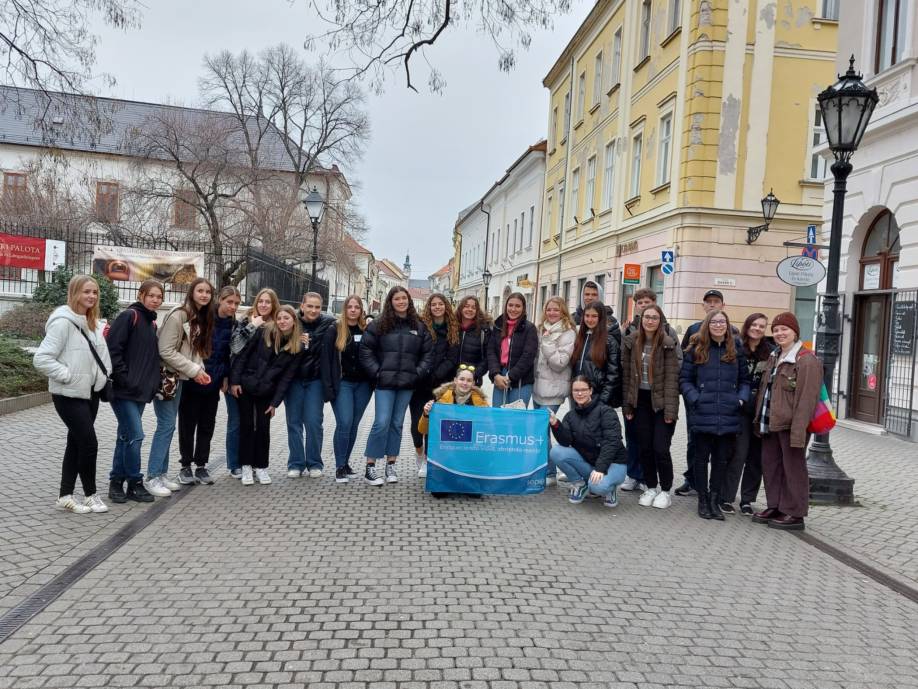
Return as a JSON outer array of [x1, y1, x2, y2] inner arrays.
[[570, 302, 622, 409], [455, 296, 491, 386], [487, 292, 538, 408], [548, 376, 627, 507]]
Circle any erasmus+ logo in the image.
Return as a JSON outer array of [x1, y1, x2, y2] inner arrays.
[[441, 419, 473, 442], [441, 419, 545, 447]]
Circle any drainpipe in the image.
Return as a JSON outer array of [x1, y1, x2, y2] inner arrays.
[[479, 200, 492, 311], [556, 53, 576, 289]]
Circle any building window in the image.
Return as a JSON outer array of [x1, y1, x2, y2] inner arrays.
[[794, 285, 817, 344], [513, 218, 518, 253], [585, 156, 596, 216], [3, 172, 27, 212], [594, 274, 606, 298], [668, 0, 682, 34], [563, 280, 571, 307], [649, 265, 665, 307], [571, 168, 580, 221], [551, 106, 559, 148], [558, 182, 566, 232], [540, 285, 548, 312], [551, 283, 558, 296], [495, 227, 501, 261], [657, 113, 673, 186], [602, 140, 615, 209], [546, 194, 552, 242], [611, 27, 623, 85], [809, 104, 829, 180], [173, 189, 197, 228], [564, 91, 571, 132], [528, 205, 534, 247], [577, 277, 587, 302], [876, 0, 907, 73], [630, 133, 643, 199], [505, 223, 510, 257], [96, 181, 120, 223], [821, 0, 839, 20], [576, 72, 586, 121], [639, 0, 652, 61], [593, 52, 603, 106], [620, 276, 635, 324]]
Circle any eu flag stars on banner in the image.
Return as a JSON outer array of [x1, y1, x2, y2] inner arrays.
[[441, 419, 473, 442]]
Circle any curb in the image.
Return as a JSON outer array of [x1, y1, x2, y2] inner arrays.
[[0, 392, 51, 416]]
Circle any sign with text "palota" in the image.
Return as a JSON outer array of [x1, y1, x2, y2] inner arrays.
[[0, 232, 66, 271]]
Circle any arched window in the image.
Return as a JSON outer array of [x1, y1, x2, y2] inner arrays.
[[860, 210, 900, 290]]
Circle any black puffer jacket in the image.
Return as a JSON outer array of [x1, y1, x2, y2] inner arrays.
[[107, 302, 160, 403], [571, 329, 622, 407], [296, 311, 335, 381], [550, 396, 626, 472], [230, 329, 301, 407], [359, 316, 434, 390], [487, 316, 539, 386], [321, 322, 372, 402], [423, 321, 460, 388], [457, 324, 490, 385]]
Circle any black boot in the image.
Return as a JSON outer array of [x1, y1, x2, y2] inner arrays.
[[126, 479, 154, 503], [708, 493, 725, 521], [108, 479, 127, 504], [697, 491, 712, 519]]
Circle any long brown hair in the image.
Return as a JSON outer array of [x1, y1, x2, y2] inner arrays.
[[691, 309, 737, 364], [500, 292, 528, 339], [421, 293, 459, 345], [456, 295, 492, 331], [741, 312, 770, 358], [263, 304, 303, 354], [633, 304, 666, 384], [539, 296, 575, 331], [181, 277, 215, 358], [248, 287, 280, 323], [67, 274, 101, 332], [335, 295, 367, 352], [571, 302, 608, 369], [377, 286, 421, 335]]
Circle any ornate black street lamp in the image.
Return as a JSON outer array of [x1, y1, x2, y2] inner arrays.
[[746, 190, 780, 244], [808, 56, 878, 504], [481, 269, 492, 313], [302, 186, 325, 282]]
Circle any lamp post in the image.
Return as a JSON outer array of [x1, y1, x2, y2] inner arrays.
[[807, 56, 878, 505], [746, 189, 781, 244], [302, 186, 325, 282], [482, 269, 492, 314]]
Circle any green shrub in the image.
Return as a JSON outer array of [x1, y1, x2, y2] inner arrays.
[[31, 265, 119, 319], [0, 302, 55, 341], [0, 335, 47, 399]]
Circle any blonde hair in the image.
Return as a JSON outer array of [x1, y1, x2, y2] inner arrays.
[[249, 288, 280, 322], [540, 296, 575, 331], [336, 295, 367, 352], [67, 275, 101, 332], [263, 304, 303, 354]]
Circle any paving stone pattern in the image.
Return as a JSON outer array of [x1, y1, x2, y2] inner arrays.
[[0, 392, 917, 688]]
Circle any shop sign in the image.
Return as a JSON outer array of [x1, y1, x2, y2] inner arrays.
[[92, 245, 205, 284], [776, 255, 826, 287], [0, 232, 66, 271], [622, 264, 641, 285], [892, 301, 916, 357], [616, 240, 638, 257]]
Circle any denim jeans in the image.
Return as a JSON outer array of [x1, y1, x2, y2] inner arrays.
[[549, 445, 627, 497], [224, 391, 240, 472], [110, 398, 146, 483], [285, 378, 325, 471], [148, 381, 183, 478], [364, 388, 412, 459], [533, 402, 559, 477], [492, 368, 533, 408], [332, 380, 373, 469]]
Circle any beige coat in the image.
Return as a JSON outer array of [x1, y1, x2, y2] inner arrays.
[[158, 307, 204, 380]]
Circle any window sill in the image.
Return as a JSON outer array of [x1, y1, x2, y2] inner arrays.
[[649, 181, 671, 195], [548, 146, 556, 156], [799, 178, 826, 187], [625, 194, 641, 208], [811, 17, 838, 28], [607, 82, 621, 97], [633, 55, 650, 73], [560, 137, 567, 146], [660, 26, 681, 48], [589, 102, 601, 115], [573, 119, 584, 131]]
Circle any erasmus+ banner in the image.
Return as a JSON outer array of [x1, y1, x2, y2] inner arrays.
[[426, 405, 549, 495]]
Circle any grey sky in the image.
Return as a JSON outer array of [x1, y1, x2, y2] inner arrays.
[[95, 0, 591, 279]]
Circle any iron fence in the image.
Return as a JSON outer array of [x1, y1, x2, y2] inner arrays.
[[885, 289, 917, 438]]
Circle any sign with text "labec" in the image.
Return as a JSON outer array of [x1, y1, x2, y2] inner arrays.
[[776, 255, 826, 287]]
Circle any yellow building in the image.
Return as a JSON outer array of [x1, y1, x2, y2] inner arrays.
[[536, 0, 838, 336]]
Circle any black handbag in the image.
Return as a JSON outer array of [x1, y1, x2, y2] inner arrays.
[[73, 323, 114, 403]]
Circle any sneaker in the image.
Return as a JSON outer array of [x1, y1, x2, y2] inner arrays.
[[178, 466, 195, 485], [230, 468, 242, 479], [161, 476, 181, 492], [415, 454, 426, 472], [344, 464, 356, 476], [286, 469, 302, 478], [365, 464, 384, 486], [307, 468, 323, 479], [194, 467, 214, 485], [740, 502, 754, 515], [417, 462, 427, 479], [638, 487, 661, 507], [674, 481, 696, 497], [638, 483, 648, 492], [652, 490, 673, 509], [603, 490, 619, 508], [254, 468, 272, 484], [108, 480, 127, 504], [83, 494, 109, 513], [720, 502, 736, 515], [545, 475, 557, 487], [335, 467, 349, 483], [385, 462, 398, 483], [241, 465, 254, 485], [126, 481, 154, 503], [568, 483, 589, 504], [143, 476, 172, 497], [55, 495, 92, 514], [556, 470, 569, 483], [620, 477, 638, 491]]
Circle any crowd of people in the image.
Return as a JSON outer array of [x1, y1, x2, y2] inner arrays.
[[33, 275, 823, 530]]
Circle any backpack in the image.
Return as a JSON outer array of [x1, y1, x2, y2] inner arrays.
[[102, 307, 140, 339]]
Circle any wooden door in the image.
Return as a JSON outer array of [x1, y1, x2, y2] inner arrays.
[[851, 294, 890, 423]]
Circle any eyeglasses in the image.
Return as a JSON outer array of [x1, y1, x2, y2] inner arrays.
[[457, 364, 475, 372], [709, 320, 728, 326], [642, 314, 661, 321]]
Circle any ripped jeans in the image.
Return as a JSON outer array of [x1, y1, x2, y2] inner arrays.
[[110, 398, 147, 483]]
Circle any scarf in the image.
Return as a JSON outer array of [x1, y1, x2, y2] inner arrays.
[[454, 388, 473, 406], [461, 317, 476, 331], [541, 319, 564, 340], [500, 318, 519, 367]]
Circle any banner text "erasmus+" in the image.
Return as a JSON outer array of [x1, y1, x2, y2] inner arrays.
[[475, 432, 545, 446]]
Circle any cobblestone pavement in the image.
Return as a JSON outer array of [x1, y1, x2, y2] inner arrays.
[[1, 393, 917, 688]]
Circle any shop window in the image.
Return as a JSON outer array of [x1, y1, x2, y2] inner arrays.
[[649, 265, 664, 307], [860, 210, 900, 290]]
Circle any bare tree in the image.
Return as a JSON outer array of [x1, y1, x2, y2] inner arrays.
[[304, 0, 573, 92]]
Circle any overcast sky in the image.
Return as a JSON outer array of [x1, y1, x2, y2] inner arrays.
[[95, 0, 591, 279]]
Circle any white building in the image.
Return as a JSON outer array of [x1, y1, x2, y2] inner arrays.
[[824, 2, 918, 439], [455, 141, 546, 317]]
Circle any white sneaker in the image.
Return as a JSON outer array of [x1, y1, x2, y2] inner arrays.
[[83, 494, 109, 513], [545, 475, 557, 487], [241, 465, 254, 485], [143, 477, 172, 497], [255, 468, 272, 484], [55, 495, 91, 514], [417, 462, 427, 479], [638, 482, 648, 492], [652, 490, 672, 509], [161, 476, 181, 492], [638, 487, 661, 507], [286, 469, 302, 478], [307, 468, 323, 479], [620, 477, 638, 491], [556, 470, 569, 483]]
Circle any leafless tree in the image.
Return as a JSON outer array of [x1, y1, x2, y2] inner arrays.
[[303, 0, 573, 92]]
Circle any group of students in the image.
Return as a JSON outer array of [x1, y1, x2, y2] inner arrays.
[[34, 275, 822, 531]]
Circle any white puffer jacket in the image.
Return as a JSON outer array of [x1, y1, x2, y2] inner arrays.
[[33, 306, 111, 400], [533, 320, 576, 406]]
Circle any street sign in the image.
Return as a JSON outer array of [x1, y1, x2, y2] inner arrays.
[[661, 249, 675, 264], [807, 224, 817, 244], [661, 263, 674, 276], [801, 245, 818, 259], [776, 255, 826, 287], [623, 263, 641, 285]]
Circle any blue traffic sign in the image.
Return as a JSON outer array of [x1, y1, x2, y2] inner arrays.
[[661, 262, 675, 276], [807, 225, 817, 244], [661, 250, 675, 263]]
